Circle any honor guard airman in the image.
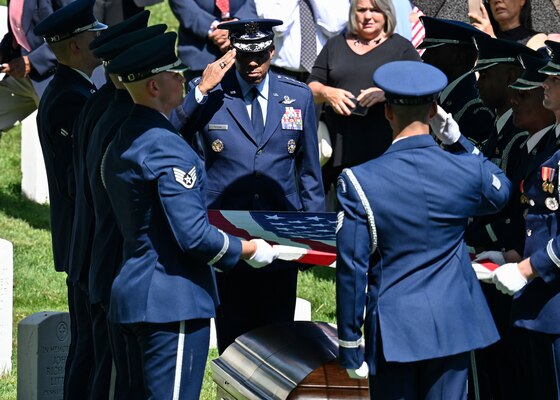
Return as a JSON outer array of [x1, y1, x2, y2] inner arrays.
[[486, 39, 560, 400], [171, 18, 325, 353], [469, 50, 556, 400], [419, 16, 495, 147], [102, 30, 277, 399], [84, 20, 165, 399], [336, 61, 511, 400], [33, 0, 106, 397]]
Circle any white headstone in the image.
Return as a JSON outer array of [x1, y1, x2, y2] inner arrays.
[[21, 111, 49, 204], [0, 239, 13, 376], [17, 312, 70, 400]]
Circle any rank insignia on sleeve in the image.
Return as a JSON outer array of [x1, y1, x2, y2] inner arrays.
[[173, 166, 197, 189]]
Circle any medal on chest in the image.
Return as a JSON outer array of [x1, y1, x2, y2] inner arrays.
[[542, 166, 555, 193]]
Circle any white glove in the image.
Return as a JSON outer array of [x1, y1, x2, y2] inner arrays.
[[492, 263, 528, 295], [346, 361, 369, 380], [245, 239, 279, 268], [474, 250, 506, 265], [429, 105, 461, 145]]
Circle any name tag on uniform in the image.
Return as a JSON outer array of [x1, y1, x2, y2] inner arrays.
[[209, 124, 228, 130], [281, 107, 303, 131]]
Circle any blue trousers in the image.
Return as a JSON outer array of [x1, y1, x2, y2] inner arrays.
[[123, 319, 210, 400], [369, 351, 470, 400], [525, 330, 560, 399], [64, 281, 94, 400]]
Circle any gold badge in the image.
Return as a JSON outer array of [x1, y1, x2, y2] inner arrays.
[[287, 139, 296, 154], [546, 197, 559, 211], [212, 139, 224, 153]]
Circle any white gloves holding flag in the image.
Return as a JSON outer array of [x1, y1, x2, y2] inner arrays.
[[472, 250, 505, 283], [429, 105, 461, 145], [492, 263, 528, 295], [245, 239, 279, 268], [346, 361, 369, 380]]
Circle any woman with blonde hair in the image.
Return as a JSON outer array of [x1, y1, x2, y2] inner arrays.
[[308, 0, 420, 196]]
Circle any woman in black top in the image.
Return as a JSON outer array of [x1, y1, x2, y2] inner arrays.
[[469, 0, 547, 49], [307, 0, 420, 193]]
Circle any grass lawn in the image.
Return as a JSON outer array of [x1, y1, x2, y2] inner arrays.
[[0, 2, 337, 398]]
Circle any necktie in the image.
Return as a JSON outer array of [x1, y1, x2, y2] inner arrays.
[[216, 0, 230, 20], [9, 0, 32, 52], [250, 87, 264, 143], [299, 0, 316, 72]]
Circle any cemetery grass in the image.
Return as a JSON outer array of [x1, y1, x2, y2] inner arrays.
[[0, 126, 336, 399]]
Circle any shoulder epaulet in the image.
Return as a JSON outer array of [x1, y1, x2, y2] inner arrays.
[[276, 74, 309, 89]]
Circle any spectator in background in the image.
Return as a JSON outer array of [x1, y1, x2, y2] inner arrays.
[[0, 0, 73, 135], [254, 0, 349, 82], [307, 0, 420, 199], [168, 0, 257, 81], [470, 0, 547, 49], [94, 0, 145, 27]]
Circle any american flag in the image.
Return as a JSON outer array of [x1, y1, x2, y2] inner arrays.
[[208, 210, 337, 266], [410, 4, 426, 55]]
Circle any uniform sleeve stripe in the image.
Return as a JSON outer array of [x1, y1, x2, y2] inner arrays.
[[336, 211, 344, 234], [485, 224, 498, 243], [343, 169, 378, 254], [547, 239, 560, 269], [209, 230, 229, 265], [338, 337, 363, 348]]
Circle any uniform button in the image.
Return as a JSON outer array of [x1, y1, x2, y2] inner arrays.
[[257, 149, 263, 155], [529, 199, 535, 206], [505, 218, 510, 224], [254, 193, 260, 200], [527, 229, 532, 237]]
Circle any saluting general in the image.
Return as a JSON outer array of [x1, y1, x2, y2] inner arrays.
[[171, 19, 325, 353], [335, 61, 511, 399]]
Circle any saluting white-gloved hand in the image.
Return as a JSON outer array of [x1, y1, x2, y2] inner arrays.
[[428, 105, 461, 145], [245, 239, 279, 268], [492, 263, 528, 295], [474, 250, 506, 265], [346, 361, 369, 380]]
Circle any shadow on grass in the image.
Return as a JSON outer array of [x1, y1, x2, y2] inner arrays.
[[305, 264, 336, 283], [0, 182, 50, 231]]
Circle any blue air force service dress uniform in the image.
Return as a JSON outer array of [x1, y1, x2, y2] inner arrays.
[[85, 22, 163, 400], [103, 32, 244, 400], [33, 1, 107, 398], [336, 61, 510, 400], [418, 17, 495, 147], [171, 19, 325, 353], [507, 42, 560, 399]]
